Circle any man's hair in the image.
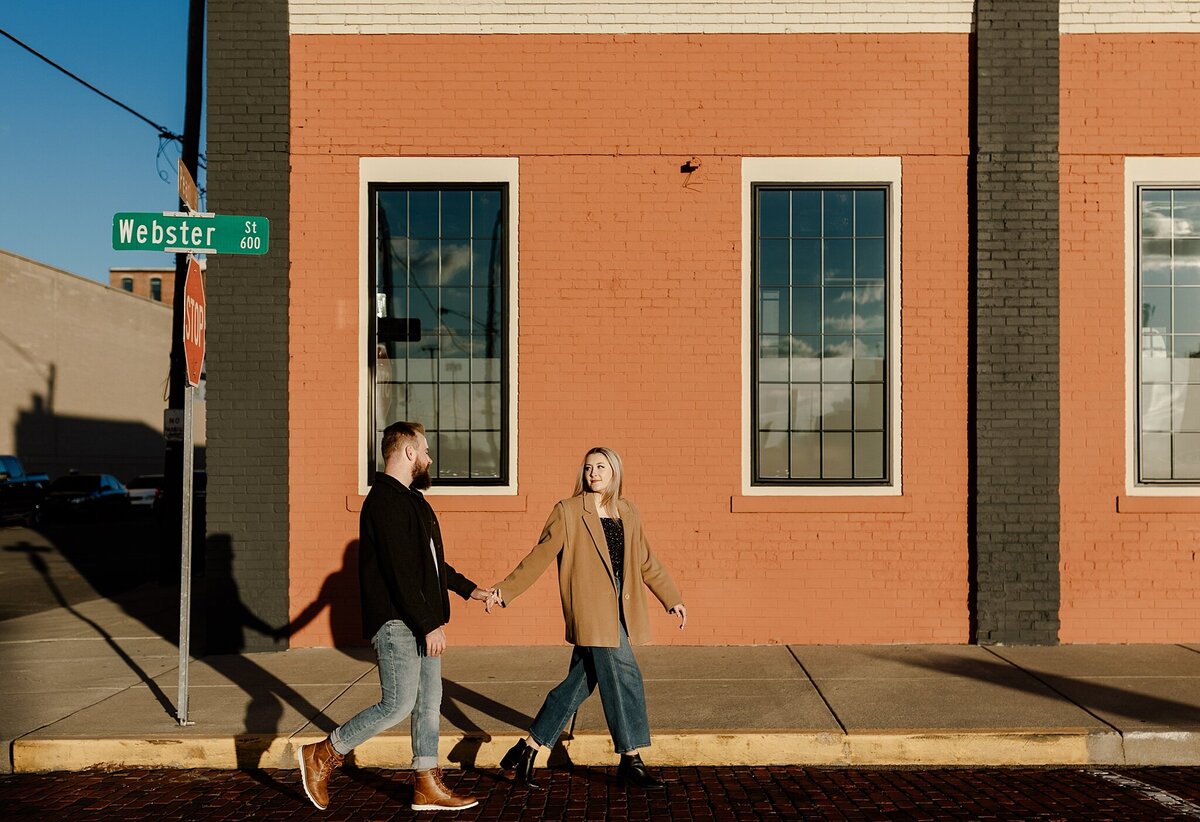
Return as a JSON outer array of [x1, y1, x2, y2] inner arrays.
[[381, 421, 425, 463]]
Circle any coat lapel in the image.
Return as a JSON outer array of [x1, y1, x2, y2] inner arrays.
[[582, 493, 616, 584], [618, 499, 633, 578]]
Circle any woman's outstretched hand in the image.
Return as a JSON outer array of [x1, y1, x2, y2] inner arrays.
[[670, 604, 687, 630]]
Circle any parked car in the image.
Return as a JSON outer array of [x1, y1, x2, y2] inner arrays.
[[126, 471, 207, 515], [125, 474, 164, 511], [36, 474, 130, 523], [0, 455, 50, 524]]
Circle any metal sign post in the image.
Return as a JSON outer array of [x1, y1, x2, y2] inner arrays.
[[177, 381, 195, 725], [112, 141, 268, 728], [176, 254, 205, 725]]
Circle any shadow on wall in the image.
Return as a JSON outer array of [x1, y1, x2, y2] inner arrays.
[[275, 540, 365, 648], [14, 389, 203, 480]]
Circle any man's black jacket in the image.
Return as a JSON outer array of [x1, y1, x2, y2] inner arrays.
[[359, 472, 477, 641]]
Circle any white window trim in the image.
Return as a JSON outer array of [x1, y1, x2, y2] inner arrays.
[[359, 157, 519, 496], [1124, 156, 1200, 495], [741, 157, 903, 496]]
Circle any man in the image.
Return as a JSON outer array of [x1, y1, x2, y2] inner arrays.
[[298, 421, 493, 812]]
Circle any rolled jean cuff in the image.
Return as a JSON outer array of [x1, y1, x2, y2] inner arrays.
[[412, 755, 439, 771], [329, 729, 351, 756]]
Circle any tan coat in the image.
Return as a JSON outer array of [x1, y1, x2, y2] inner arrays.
[[497, 494, 683, 648]]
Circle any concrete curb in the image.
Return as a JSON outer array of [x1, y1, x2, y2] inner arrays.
[[14, 729, 1200, 772]]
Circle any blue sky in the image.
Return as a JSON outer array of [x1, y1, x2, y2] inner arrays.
[[1, 2, 203, 283]]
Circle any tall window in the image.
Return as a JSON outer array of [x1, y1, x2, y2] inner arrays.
[[121, 277, 134, 292], [1138, 187, 1200, 482], [370, 185, 508, 484], [753, 186, 889, 484], [150, 277, 162, 302]]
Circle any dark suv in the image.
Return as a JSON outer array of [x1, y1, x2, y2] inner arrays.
[[37, 474, 130, 522]]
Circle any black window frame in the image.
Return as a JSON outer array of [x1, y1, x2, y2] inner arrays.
[[367, 182, 511, 487], [750, 183, 893, 487], [1135, 184, 1200, 485]]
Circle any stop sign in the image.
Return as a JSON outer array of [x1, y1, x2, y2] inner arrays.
[[183, 256, 206, 387]]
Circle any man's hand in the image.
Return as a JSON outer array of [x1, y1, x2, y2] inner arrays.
[[425, 626, 447, 657], [669, 604, 687, 630]]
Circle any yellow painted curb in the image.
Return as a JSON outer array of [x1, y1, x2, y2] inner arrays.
[[846, 732, 1097, 766], [13, 730, 1152, 772]]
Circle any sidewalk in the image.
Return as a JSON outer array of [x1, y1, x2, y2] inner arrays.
[[3, 589, 1199, 774]]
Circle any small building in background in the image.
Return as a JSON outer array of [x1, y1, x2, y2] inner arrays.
[[109, 266, 178, 306]]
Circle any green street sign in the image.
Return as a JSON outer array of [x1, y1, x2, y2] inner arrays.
[[113, 211, 270, 255]]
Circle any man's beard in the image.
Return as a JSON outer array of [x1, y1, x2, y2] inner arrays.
[[411, 462, 432, 490]]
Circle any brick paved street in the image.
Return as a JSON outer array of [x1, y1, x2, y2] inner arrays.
[[3, 766, 1198, 820]]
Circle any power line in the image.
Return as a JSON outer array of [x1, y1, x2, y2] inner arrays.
[[0, 25, 182, 142]]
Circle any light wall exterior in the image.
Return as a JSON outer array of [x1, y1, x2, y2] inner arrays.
[[288, 1, 975, 33], [0, 250, 175, 481], [288, 30, 972, 648]]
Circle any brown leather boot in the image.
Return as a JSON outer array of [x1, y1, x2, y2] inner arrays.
[[297, 737, 344, 810], [411, 768, 479, 812]]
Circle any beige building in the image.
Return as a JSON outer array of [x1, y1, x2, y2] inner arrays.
[[0, 250, 203, 481]]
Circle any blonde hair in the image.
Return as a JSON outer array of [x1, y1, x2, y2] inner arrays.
[[572, 446, 624, 514]]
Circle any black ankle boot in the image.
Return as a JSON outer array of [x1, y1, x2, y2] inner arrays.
[[617, 753, 666, 789], [500, 739, 543, 790]]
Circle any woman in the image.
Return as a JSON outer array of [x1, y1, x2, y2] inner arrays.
[[490, 446, 687, 790]]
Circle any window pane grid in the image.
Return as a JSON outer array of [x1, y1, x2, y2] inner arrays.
[[372, 186, 505, 483], [1139, 187, 1200, 482], [754, 186, 888, 484]]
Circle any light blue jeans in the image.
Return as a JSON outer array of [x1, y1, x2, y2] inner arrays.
[[528, 624, 651, 754], [329, 619, 441, 770]]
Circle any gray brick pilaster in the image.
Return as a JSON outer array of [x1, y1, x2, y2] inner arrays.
[[203, 0, 290, 652], [971, 0, 1061, 644]]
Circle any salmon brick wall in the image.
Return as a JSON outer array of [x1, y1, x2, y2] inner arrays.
[[287, 34, 971, 647], [1059, 35, 1200, 642]]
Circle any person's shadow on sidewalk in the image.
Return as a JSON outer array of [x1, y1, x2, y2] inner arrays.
[[199, 535, 340, 795]]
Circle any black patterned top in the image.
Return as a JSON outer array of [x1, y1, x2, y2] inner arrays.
[[600, 517, 624, 587]]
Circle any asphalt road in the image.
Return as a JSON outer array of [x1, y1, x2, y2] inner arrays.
[[2, 765, 1199, 820]]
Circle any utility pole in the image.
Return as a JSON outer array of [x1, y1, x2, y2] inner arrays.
[[162, 0, 205, 591]]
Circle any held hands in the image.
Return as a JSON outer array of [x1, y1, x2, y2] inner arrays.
[[669, 603, 688, 630], [470, 587, 503, 614]]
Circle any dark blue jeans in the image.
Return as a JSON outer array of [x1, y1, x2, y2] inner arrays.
[[528, 624, 651, 754]]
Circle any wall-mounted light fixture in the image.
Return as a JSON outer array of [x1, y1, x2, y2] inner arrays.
[[680, 158, 701, 174]]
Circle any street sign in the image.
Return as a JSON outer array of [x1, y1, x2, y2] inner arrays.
[[183, 256, 205, 387], [112, 211, 269, 255], [164, 409, 184, 442], [178, 159, 199, 212]]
